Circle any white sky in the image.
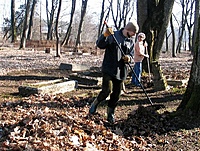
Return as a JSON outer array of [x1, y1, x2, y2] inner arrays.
[[0, 0, 103, 28], [0, 0, 182, 29]]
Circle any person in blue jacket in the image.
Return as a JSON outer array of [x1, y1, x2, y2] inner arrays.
[[89, 21, 139, 123]]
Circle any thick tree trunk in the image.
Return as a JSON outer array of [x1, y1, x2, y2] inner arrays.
[[192, 0, 199, 55], [178, 16, 200, 115], [137, 0, 174, 91]]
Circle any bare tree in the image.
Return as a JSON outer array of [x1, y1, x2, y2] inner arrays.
[[176, 0, 192, 53], [61, 0, 76, 47], [27, 0, 37, 40], [55, 0, 62, 57], [11, 0, 16, 43], [19, 0, 31, 49], [185, 0, 195, 52], [109, 0, 135, 29], [46, 0, 58, 40], [74, 0, 88, 50], [170, 15, 176, 57]]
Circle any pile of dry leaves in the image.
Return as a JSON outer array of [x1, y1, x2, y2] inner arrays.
[[1, 91, 200, 150], [0, 94, 150, 150]]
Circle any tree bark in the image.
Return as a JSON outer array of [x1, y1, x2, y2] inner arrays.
[[46, 0, 58, 40], [19, 0, 31, 49], [55, 0, 62, 57], [75, 0, 88, 50], [61, 0, 76, 47], [27, 0, 37, 40], [177, 15, 200, 115], [192, 0, 199, 55], [11, 0, 16, 43], [137, 0, 174, 91], [170, 15, 176, 57]]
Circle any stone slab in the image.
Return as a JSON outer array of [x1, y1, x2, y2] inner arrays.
[[167, 79, 188, 87], [59, 63, 90, 71], [18, 78, 78, 96], [69, 74, 102, 86]]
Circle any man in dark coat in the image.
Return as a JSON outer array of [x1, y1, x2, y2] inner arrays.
[[89, 21, 139, 123]]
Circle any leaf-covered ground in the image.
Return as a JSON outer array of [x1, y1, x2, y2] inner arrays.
[[0, 48, 199, 150]]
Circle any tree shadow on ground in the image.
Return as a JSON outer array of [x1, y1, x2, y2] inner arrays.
[[0, 75, 61, 81], [119, 89, 183, 106], [105, 104, 200, 143]]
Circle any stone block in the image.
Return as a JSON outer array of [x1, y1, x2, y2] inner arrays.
[[18, 78, 78, 96], [45, 47, 51, 53], [167, 79, 188, 87], [69, 73, 102, 86], [59, 63, 90, 71]]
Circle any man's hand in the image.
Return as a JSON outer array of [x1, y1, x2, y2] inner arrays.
[[103, 28, 114, 37], [145, 54, 149, 58], [122, 55, 130, 63]]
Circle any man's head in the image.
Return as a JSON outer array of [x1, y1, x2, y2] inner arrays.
[[124, 20, 139, 38]]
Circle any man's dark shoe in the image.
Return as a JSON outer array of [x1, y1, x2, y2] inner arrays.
[[89, 98, 99, 114], [107, 107, 115, 123]]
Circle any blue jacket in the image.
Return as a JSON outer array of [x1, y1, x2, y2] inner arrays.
[[96, 28, 134, 80]]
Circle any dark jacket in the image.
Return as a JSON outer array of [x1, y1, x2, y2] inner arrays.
[[96, 28, 134, 80]]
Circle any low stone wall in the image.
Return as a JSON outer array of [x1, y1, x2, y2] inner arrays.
[[26, 40, 56, 48]]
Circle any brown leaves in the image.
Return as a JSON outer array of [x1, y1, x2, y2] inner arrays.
[[0, 93, 146, 150]]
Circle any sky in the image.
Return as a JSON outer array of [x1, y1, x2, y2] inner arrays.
[[0, 0, 182, 31], [0, 0, 103, 29]]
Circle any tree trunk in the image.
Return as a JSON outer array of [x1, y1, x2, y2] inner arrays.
[[137, 0, 174, 91], [55, 0, 62, 57], [176, 0, 191, 53], [170, 15, 176, 57], [61, 0, 76, 47], [177, 12, 200, 115], [165, 32, 168, 52], [27, 0, 37, 40], [46, 0, 57, 40], [192, 0, 199, 55], [19, 0, 31, 49], [11, 0, 16, 43], [97, 0, 105, 38], [75, 0, 88, 50]]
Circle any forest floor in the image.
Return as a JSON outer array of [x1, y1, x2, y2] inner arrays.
[[0, 47, 200, 150]]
